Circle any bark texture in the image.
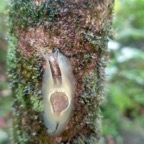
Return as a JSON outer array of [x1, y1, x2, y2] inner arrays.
[[8, 0, 114, 143]]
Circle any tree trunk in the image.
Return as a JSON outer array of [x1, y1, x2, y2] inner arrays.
[[8, 0, 114, 143]]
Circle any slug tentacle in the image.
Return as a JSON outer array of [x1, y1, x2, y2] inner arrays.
[[42, 48, 75, 135]]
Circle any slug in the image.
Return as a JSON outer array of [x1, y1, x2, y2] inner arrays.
[[42, 48, 75, 136]]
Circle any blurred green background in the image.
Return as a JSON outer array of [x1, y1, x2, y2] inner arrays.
[[0, 0, 144, 144], [101, 0, 144, 144], [0, 0, 12, 144]]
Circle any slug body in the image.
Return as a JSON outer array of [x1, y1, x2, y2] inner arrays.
[[42, 49, 75, 135]]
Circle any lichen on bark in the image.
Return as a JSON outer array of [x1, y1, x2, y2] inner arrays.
[[8, 0, 114, 143]]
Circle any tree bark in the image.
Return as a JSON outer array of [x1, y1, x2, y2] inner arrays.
[[8, 0, 114, 143]]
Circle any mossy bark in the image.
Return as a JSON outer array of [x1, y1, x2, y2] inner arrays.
[[8, 0, 114, 143]]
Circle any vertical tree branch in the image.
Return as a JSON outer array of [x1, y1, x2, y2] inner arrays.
[[8, 0, 114, 143]]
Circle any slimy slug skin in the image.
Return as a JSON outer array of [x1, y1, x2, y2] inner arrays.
[[42, 48, 75, 136]]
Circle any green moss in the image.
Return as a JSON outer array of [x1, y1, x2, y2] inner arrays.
[[16, 131, 30, 144], [30, 95, 43, 112], [7, 36, 17, 71], [8, 46, 43, 141], [13, 108, 30, 144], [80, 71, 102, 140], [8, 35, 43, 111], [15, 84, 25, 107], [9, 0, 61, 30], [81, 30, 103, 49], [72, 135, 98, 144], [79, 21, 109, 140]]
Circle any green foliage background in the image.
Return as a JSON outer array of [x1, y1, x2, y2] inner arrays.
[[0, 0, 144, 144], [101, 0, 144, 143], [0, 1, 12, 144]]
